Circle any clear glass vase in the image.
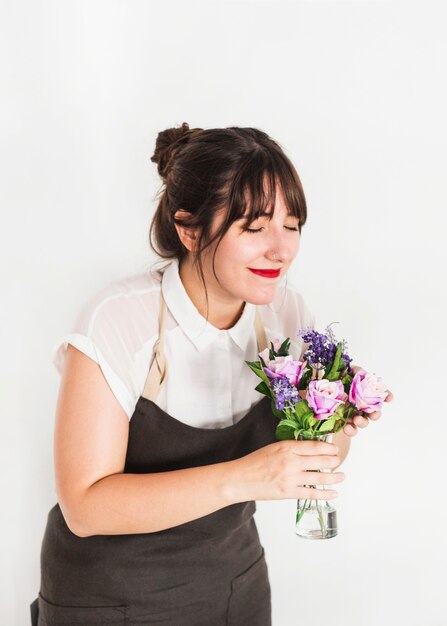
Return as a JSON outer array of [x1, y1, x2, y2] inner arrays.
[[295, 432, 338, 540]]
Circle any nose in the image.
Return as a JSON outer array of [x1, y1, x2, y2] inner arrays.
[[265, 230, 293, 264]]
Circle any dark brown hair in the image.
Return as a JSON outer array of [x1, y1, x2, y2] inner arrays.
[[149, 122, 307, 314]]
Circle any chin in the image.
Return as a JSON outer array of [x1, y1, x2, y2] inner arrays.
[[243, 289, 277, 306]]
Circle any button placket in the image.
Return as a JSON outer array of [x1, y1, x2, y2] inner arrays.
[[215, 332, 233, 424]]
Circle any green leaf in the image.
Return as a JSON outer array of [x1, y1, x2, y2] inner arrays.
[[318, 418, 336, 433], [341, 373, 352, 394], [297, 429, 317, 441], [276, 423, 295, 440], [294, 399, 312, 419], [342, 403, 356, 420], [254, 381, 273, 398], [245, 360, 274, 391], [277, 337, 291, 356], [258, 354, 267, 368], [244, 360, 263, 377], [325, 342, 343, 381], [278, 418, 299, 429], [303, 413, 318, 430], [297, 368, 312, 391], [333, 404, 346, 419], [245, 360, 263, 374]]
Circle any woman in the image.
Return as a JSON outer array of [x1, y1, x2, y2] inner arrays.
[[30, 123, 392, 625]]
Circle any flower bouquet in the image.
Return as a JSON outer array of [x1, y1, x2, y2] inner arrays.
[[245, 323, 388, 540]]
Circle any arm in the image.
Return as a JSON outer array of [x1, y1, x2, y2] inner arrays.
[[55, 346, 236, 538], [77, 463, 236, 537]]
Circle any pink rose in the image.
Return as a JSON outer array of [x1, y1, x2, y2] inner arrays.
[[263, 354, 307, 387], [306, 379, 348, 420], [349, 369, 388, 413]]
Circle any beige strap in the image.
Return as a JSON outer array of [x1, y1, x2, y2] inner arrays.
[[142, 290, 269, 402], [254, 306, 269, 354], [142, 289, 168, 401]]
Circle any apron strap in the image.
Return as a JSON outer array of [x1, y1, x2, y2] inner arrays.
[[254, 305, 269, 355], [142, 289, 269, 402], [142, 289, 168, 402]]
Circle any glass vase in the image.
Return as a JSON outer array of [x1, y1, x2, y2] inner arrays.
[[295, 432, 338, 540]]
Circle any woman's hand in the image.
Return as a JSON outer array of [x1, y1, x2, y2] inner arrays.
[[226, 439, 345, 503], [342, 364, 394, 437]]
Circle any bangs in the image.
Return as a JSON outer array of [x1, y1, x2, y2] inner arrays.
[[225, 149, 307, 229]]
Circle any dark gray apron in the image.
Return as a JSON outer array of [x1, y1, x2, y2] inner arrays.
[[30, 289, 278, 625]]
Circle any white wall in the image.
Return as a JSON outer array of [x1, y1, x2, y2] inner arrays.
[[1, 1, 445, 624]]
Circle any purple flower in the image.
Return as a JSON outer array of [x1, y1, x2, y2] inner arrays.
[[271, 377, 301, 411], [298, 325, 353, 375]]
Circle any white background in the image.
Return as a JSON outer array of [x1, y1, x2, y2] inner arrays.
[[1, 1, 446, 625]]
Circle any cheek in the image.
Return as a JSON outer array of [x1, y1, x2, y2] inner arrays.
[[217, 235, 259, 264]]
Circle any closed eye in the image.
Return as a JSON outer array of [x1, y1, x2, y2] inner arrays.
[[245, 226, 299, 234]]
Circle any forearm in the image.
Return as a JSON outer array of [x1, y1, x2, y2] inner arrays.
[[331, 429, 351, 468], [72, 461, 238, 537]]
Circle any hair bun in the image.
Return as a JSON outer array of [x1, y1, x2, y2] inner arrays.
[[150, 122, 202, 179]]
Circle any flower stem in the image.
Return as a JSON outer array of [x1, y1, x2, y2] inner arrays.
[[316, 493, 326, 536], [296, 434, 332, 538]]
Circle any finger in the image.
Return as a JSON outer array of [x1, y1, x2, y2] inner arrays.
[[297, 487, 339, 500], [297, 471, 345, 486], [367, 410, 381, 421], [343, 422, 358, 436], [301, 455, 341, 471], [291, 441, 339, 455], [348, 414, 368, 427], [385, 390, 394, 402], [353, 414, 369, 428]]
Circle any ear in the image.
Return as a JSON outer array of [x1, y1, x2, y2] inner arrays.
[[173, 209, 200, 252]]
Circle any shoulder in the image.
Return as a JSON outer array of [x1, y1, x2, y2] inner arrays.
[[74, 269, 163, 337], [52, 268, 165, 418]]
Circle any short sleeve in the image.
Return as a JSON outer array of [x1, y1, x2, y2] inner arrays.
[[51, 289, 137, 419]]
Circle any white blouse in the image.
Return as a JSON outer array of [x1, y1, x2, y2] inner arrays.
[[52, 257, 316, 428]]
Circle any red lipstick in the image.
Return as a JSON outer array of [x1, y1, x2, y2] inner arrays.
[[248, 268, 281, 278]]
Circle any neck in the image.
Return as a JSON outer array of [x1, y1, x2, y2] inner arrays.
[[178, 256, 245, 330]]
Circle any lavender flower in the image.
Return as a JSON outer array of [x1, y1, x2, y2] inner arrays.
[[270, 376, 301, 411], [298, 323, 353, 376]]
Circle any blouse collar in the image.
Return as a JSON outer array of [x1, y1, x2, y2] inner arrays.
[[161, 257, 257, 353]]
